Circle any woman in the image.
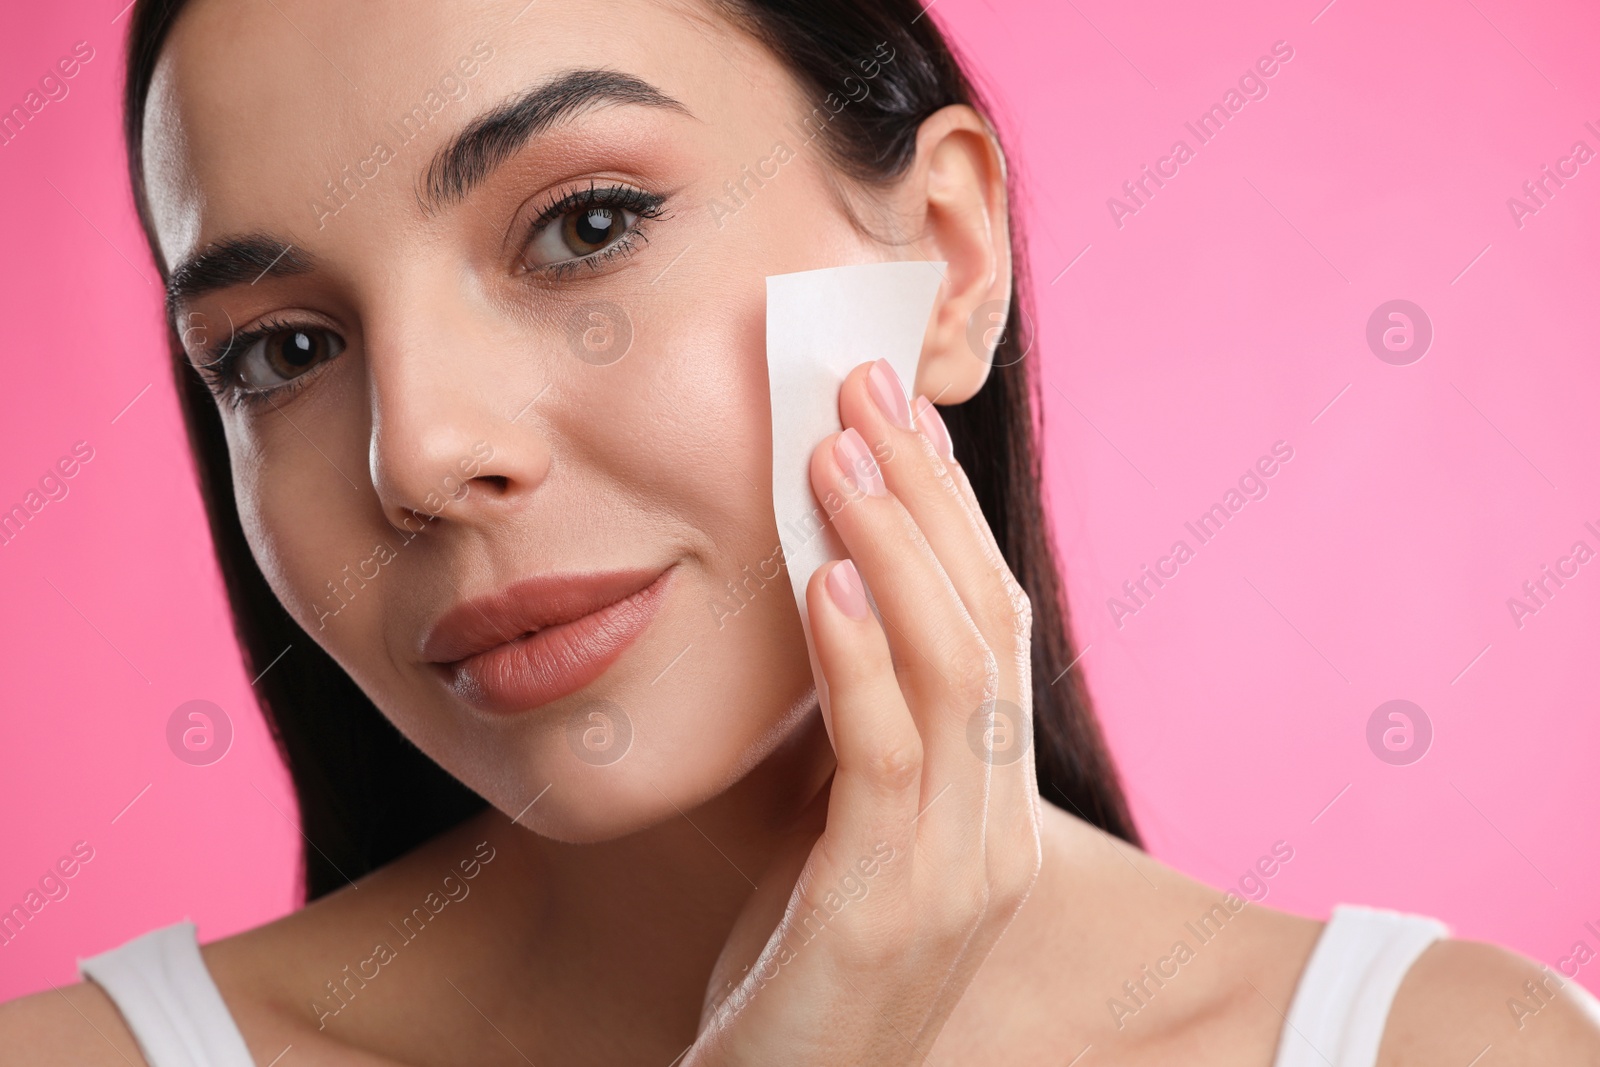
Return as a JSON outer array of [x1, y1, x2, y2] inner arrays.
[[3, 0, 1597, 1062]]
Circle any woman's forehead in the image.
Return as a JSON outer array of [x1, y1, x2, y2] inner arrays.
[[141, 0, 764, 272]]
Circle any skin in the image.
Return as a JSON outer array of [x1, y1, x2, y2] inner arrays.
[[4, 0, 1600, 1063]]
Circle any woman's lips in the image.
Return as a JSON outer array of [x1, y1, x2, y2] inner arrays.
[[423, 564, 674, 715]]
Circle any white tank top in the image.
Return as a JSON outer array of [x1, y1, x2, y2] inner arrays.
[[78, 904, 1451, 1066]]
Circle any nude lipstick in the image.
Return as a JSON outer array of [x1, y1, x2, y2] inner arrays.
[[422, 564, 673, 714]]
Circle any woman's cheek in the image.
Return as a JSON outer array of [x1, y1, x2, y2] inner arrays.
[[229, 422, 386, 666]]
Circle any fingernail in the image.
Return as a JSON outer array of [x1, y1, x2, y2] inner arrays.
[[834, 427, 886, 497], [913, 395, 954, 463], [826, 559, 870, 619], [867, 359, 914, 431]]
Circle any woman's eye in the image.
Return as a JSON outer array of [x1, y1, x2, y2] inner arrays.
[[523, 205, 639, 268], [236, 327, 343, 391]]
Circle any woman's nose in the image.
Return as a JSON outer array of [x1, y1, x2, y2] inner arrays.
[[364, 299, 551, 534]]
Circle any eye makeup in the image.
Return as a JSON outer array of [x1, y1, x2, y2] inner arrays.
[[514, 179, 671, 279], [191, 179, 674, 410]]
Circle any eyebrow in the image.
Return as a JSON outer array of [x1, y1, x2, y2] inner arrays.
[[163, 71, 688, 311], [166, 235, 314, 316], [420, 68, 692, 210]]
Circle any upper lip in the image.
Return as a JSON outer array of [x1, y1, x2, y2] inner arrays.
[[420, 564, 670, 665]]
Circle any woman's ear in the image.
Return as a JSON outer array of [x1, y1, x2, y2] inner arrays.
[[892, 104, 1012, 406]]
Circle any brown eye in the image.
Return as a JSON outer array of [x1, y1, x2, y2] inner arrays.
[[564, 207, 625, 255], [524, 204, 640, 268], [237, 327, 344, 391]]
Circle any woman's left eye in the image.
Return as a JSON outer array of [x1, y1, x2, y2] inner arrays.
[[523, 204, 640, 269], [234, 326, 344, 392]]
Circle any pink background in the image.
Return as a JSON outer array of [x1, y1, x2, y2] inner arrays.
[[3, 0, 1597, 1001]]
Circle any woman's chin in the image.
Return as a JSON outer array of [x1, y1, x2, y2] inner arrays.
[[478, 707, 818, 845], [494, 761, 718, 845]]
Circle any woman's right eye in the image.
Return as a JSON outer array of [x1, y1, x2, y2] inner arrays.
[[523, 204, 642, 268], [232, 326, 344, 393]]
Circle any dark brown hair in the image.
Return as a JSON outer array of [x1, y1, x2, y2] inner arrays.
[[123, 0, 1141, 901]]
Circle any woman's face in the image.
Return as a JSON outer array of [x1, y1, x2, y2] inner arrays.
[[144, 0, 912, 841]]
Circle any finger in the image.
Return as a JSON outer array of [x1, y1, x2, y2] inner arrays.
[[914, 392, 1021, 616], [838, 363, 1028, 772], [839, 361, 1043, 903], [805, 559, 920, 896], [911, 388, 1045, 890], [806, 422, 992, 755], [808, 424, 997, 869], [842, 362, 1029, 744]]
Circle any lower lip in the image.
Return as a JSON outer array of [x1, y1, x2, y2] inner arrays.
[[438, 566, 674, 715]]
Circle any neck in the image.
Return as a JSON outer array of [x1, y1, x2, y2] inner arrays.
[[457, 705, 838, 998]]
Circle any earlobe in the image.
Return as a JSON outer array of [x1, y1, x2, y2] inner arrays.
[[902, 106, 1013, 407]]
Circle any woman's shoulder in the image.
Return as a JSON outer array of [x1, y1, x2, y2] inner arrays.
[[0, 820, 498, 1065], [0, 896, 428, 1066], [0, 978, 148, 1066], [1031, 809, 1600, 1063], [0, 904, 364, 1067], [1380, 936, 1600, 1066]]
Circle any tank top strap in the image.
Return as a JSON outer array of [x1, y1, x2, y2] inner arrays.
[[78, 920, 256, 1067], [1272, 903, 1450, 1067]]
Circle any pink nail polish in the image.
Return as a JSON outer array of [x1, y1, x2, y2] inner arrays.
[[914, 395, 954, 463], [834, 427, 886, 497], [867, 359, 914, 431], [826, 559, 870, 619]]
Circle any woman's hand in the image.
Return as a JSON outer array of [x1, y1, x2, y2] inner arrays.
[[686, 357, 1045, 1065]]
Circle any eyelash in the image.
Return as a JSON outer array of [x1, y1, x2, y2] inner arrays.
[[194, 183, 671, 410], [518, 180, 671, 280], [193, 316, 325, 413]]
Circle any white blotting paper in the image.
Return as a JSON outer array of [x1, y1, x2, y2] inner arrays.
[[764, 260, 947, 741]]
